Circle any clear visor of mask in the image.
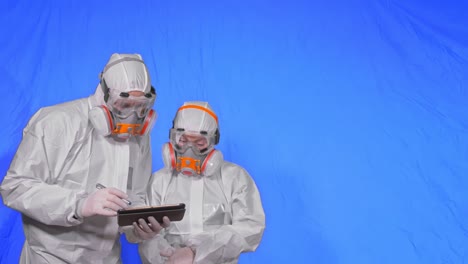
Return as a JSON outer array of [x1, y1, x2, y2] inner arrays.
[[170, 128, 216, 156], [107, 89, 155, 119]]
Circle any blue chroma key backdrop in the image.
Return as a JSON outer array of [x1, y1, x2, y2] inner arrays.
[[1, 1, 468, 263]]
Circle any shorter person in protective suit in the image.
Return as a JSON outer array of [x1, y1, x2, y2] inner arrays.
[[139, 101, 265, 264]]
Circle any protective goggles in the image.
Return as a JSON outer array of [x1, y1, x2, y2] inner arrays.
[[170, 128, 217, 156], [107, 89, 155, 119]]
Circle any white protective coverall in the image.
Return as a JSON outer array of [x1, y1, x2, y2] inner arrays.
[[139, 102, 266, 264], [0, 53, 154, 263]]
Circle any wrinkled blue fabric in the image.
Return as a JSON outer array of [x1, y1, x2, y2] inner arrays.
[[1, 1, 468, 263]]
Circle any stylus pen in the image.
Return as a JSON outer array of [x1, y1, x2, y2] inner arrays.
[[96, 183, 132, 205]]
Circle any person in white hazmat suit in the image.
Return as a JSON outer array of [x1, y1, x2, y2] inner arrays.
[[139, 101, 266, 264], [0, 53, 170, 264]]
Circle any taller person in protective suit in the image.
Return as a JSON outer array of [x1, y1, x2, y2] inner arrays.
[[139, 101, 266, 264], [0, 53, 169, 264]]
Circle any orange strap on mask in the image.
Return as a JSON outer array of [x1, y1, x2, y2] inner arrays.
[[177, 105, 218, 124]]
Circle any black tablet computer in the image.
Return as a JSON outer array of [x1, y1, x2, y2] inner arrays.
[[117, 203, 186, 226]]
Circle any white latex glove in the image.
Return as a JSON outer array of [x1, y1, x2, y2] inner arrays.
[[133, 216, 171, 240], [81, 187, 129, 217], [161, 247, 194, 264]]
